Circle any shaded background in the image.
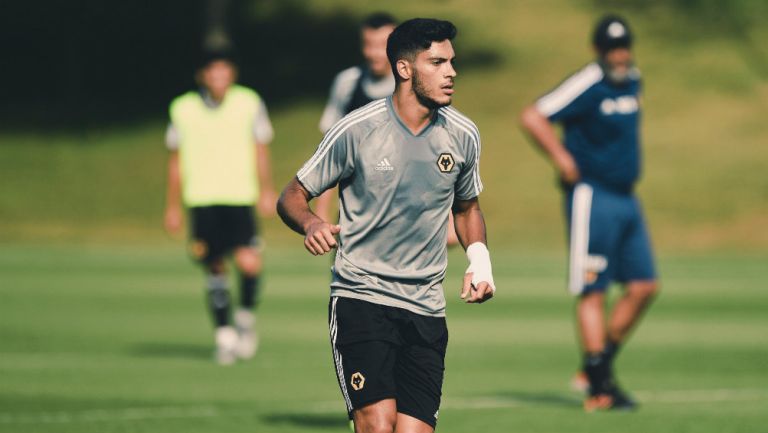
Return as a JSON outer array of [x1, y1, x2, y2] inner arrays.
[[1, 0, 500, 128], [1, 0, 766, 251], [1, 0, 358, 127]]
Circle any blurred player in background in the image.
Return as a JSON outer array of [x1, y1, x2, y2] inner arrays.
[[316, 12, 459, 245], [318, 12, 398, 135], [278, 18, 495, 433], [164, 49, 277, 365], [520, 15, 659, 411]]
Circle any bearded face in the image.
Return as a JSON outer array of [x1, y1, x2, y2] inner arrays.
[[408, 40, 457, 109]]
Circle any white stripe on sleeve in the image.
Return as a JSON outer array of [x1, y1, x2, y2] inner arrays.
[[536, 63, 603, 118], [319, 67, 363, 133], [297, 100, 386, 180], [165, 123, 179, 151], [253, 99, 274, 145], [440, 107, 483, 197]]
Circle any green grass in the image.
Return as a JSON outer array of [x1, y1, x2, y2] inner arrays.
[[1, 245, 766, 432]]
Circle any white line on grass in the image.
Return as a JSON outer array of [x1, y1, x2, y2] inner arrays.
[[306, 388, 768, 413], [0, 405, 218, 424]]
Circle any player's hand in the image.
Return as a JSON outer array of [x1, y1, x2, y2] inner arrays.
[[304, 221, 341, 256], [164, 206, 183, 235], [460, 272, 495, 303], [258, 189, 278, 218], [555, 153, 581, 185]]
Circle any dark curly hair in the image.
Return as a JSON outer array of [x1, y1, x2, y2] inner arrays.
[[386, 18, 457, 81]]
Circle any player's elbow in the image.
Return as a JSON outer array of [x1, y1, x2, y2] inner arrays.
[[519, 105, 542, 132], [276, 188, 292, 224], [276, 178, 309, 225]]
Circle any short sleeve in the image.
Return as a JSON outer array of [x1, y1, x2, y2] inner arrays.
[[454, 130, 483, 201], [165, 122, 179, 151], [253, 98, 274, 145], [537, 91, 595, 122], [535, 63, 603, 122], [318, 67, 361, 133], [296, 127, 354, 197]]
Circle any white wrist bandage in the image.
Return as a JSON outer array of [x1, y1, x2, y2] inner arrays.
[[465, 242, 496, 293]]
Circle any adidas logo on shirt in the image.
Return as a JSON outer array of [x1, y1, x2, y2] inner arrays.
[[374, 158, 394, 171]]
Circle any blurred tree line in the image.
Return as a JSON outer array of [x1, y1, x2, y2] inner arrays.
[[0, 0, 361, 129], [594, 0, 768, 77]]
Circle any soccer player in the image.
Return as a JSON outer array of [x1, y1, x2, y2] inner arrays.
[[316, 12, 459, 245], [277, 18, 495, 433], [164, 49, 277, 365], [520, 15, 659, 411], [318, 12, 398, 135]]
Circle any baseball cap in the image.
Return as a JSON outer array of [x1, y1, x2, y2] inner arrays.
[[592, 15, 633, 52]]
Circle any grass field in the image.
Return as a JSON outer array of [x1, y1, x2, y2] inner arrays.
[[2, 245, 766, 433]]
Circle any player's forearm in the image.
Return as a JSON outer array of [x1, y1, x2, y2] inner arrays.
[[256, 144, 275, 192], [277, 177, 324, 235], [520, 106, 572, 167], [166, 153, 182, 209], [452, 199, 487, 249], [454, 198, 495, 295], [454, 209, 487, 248]]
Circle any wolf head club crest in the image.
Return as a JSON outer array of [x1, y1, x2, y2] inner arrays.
[[437, 153, 455, 173]]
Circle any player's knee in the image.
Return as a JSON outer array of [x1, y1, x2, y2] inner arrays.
[[579, 291, 604, 307], [631, 280, 659, 301], [206, 260, 226, 274], [235, 249, 261, 275], [354, 407, 396, 433], [357, 418, 395, 433], [644, 281, 660, 300]]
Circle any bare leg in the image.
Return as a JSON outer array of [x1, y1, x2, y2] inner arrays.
[[234, 246, 262, 309], [395, 413, 434, 433], [577, 291, 613, 405], [206, 258, 226, 275], [234, 246, 262, 277], [577, 292, 606, 353], [608, 280, 658, 344], [353, 399, 397, 433]]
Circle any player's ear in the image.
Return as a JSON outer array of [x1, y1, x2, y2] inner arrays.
[[395, 59, 412, 81]]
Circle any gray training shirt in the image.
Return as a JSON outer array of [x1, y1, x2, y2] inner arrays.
[[298, 97, 483, 317]]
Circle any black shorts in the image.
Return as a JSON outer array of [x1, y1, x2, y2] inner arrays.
[[188, 205, 260, 264], [328, 296, 448, 428]]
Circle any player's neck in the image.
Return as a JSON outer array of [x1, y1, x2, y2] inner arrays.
[[200, 87, 230, 107], [392, 88, 435, 135]]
